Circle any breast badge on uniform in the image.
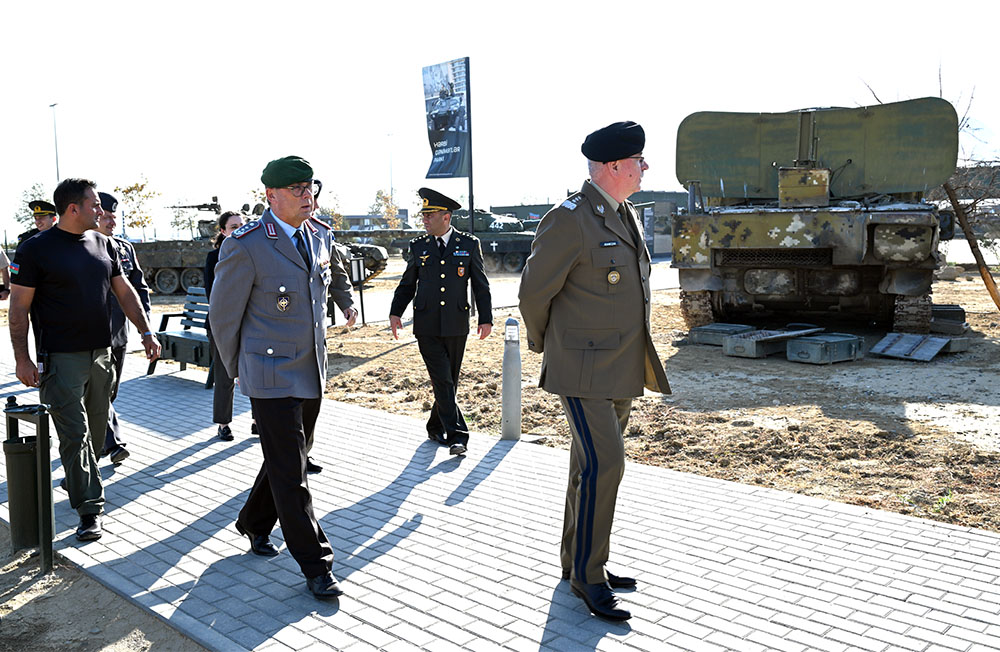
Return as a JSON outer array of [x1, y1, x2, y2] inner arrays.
[[458, 266, 465, 277], [608, 270, 621, 285], [277, 294, 291, 312]]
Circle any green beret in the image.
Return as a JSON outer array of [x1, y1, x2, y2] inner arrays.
[[261, 155, 313, 188]]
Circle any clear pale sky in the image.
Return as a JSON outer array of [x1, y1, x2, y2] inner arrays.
[[2, 0, 997, 240]]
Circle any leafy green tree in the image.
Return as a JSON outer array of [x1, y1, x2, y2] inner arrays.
[[169, 203, 198, 238], [114, 176, 160, 230], [15, 182, 50, 227], [369, 189, 401, 229]]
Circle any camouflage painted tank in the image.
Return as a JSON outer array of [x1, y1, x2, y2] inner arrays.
[[672, 97, 958, 333], [132, 219, 217, 294], [450, 209, 536, 273]]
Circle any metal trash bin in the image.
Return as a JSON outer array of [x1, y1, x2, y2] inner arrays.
[[3, 435, 39, 550]]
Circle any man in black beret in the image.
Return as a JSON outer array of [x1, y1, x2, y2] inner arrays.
[[17, 200, 58, 251], [518, 121, 669, 621], [210, 155, 354, 599], [390, 187, 492, 456], [96, 192, 151, 466]]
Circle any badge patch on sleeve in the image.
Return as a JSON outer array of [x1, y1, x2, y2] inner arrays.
[[9, 263, 18, 275]]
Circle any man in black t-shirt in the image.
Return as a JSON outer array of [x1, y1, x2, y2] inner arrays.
[[9, 178, 161, 542]]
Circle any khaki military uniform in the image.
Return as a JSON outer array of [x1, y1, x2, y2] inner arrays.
[[519, 180, 668, 584]]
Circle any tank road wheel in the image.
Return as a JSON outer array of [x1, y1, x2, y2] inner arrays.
[[180, 268, 204, 292], [502, 252, 526, 273], [892, 293, 932, 334], [680, 290, 714, 330], [484, 254, 502, 273], [154, 268, 180, 295]]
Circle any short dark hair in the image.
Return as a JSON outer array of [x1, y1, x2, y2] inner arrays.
[[53, 178, 98, 216]]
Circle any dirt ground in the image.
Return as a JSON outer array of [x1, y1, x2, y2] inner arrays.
[[325, 273, 1000, 533], [0, 523, 203, 651], [0, 266, 997, 647]]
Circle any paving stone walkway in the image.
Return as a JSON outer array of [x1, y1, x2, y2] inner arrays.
[[1, 352, 998, 652]]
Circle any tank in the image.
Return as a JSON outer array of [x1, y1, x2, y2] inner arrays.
[[133, 218, 218, 294], [449, 209, 537, 273], [672, 97, 959, 334]]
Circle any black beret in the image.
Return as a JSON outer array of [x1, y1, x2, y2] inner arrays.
[[261, 155, 313, 188], [29, 200, 56, 217], [418, 187, 461, 213], [98, 192, 118, 213], [581, 121, 645, 163]]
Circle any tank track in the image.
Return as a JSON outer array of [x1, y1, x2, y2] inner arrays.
[[892, 293, 932, 334], [362, 257, 388, 281], [680, 290, 715, 329]]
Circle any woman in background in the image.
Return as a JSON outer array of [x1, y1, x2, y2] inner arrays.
[[205, 211, 252, 441]]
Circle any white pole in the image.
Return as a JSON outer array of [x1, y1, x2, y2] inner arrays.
[[501, 317, 521, 440]]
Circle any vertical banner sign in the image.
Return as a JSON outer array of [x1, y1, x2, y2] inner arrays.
[[423, 58, 471, 179]]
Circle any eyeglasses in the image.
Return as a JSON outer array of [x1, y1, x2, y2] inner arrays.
[[283, 180, 323, 198], [627, 156, 646, 165]]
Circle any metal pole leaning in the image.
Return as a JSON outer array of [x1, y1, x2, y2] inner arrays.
[[501, 317, 521, 441]]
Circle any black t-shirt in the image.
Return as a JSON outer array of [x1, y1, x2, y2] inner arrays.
[[11, 226, 122, 353]]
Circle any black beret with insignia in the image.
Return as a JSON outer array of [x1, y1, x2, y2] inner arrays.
[[261, 155, 314, 188], [98, 192, 118, 213], [581, 121, 645, 163], [418, 187, 461, 213], [29, 200, 57, 217]]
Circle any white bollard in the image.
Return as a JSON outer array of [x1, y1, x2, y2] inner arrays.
[[501, 317, 522, 441]]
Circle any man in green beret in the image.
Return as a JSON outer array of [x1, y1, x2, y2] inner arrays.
[[210, 155, 354, 599]]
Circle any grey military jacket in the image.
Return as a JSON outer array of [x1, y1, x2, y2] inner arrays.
[[519, 181, 669, 399], [210, 210, 350, 399]]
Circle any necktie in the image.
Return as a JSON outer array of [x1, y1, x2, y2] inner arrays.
[[619, 204, 639, 245], [294, 230, 310, 266], [437, 236, 446, 258]]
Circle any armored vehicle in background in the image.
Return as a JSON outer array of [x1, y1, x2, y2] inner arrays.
[[451, 209, 536, 273], [672, 97, 958, 333], [134, 210, 220, 295]]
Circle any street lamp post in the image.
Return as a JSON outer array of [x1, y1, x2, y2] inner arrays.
[[49, 103, 60, 183]]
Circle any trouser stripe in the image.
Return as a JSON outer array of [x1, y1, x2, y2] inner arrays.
[[568, 396, 599, 582]]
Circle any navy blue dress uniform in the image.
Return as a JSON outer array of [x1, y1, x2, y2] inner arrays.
[[99, 192, 151, 464], [519, 122, 669, 621], [390, 188, 492, 454], [209, 155, 349, 598]]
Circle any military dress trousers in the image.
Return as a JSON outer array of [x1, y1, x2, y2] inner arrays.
[[519, 180, 669, 584], [390, 230, 492, 444]]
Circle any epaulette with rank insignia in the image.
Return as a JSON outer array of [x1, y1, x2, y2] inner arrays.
[[560, 194, 583, 211], [309, 216, 331, 230], [232, 220, 261, 239]]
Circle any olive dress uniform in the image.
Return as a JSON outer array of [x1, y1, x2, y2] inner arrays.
[[209, 209, 347, 582], [519, 180, 669, 586], [390, 229, 492, 448]]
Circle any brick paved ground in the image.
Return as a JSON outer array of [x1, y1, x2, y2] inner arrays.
[[1, 351, 998, 652]]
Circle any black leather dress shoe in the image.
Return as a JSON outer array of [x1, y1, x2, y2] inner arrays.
[[306, 572, 343, 599], [251, 422, 259, 435], [561, 568, 637, 589], [449, 443, 467, 456], [306, 457, 323, 474], [235, 522, 279, 557], [570, 580, 631, 621], [427, 432, 446, 445], [217, 425, 234, 441], [76, 514, 103, 541]]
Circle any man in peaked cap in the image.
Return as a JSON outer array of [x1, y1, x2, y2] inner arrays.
[[389, 187, 492, 456], [95, 191, 151, 466], [17, 200, 58, 251], [518, 121, 669, 621], [210, 155, 354, 599]]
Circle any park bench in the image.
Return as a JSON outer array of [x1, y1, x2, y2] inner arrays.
[[146, 286, 214, 389]]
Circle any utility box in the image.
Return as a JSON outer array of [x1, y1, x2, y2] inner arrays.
[[786, 333, 863, 365], [690, 323, 754, 346], [778, 167, 830, 208]]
